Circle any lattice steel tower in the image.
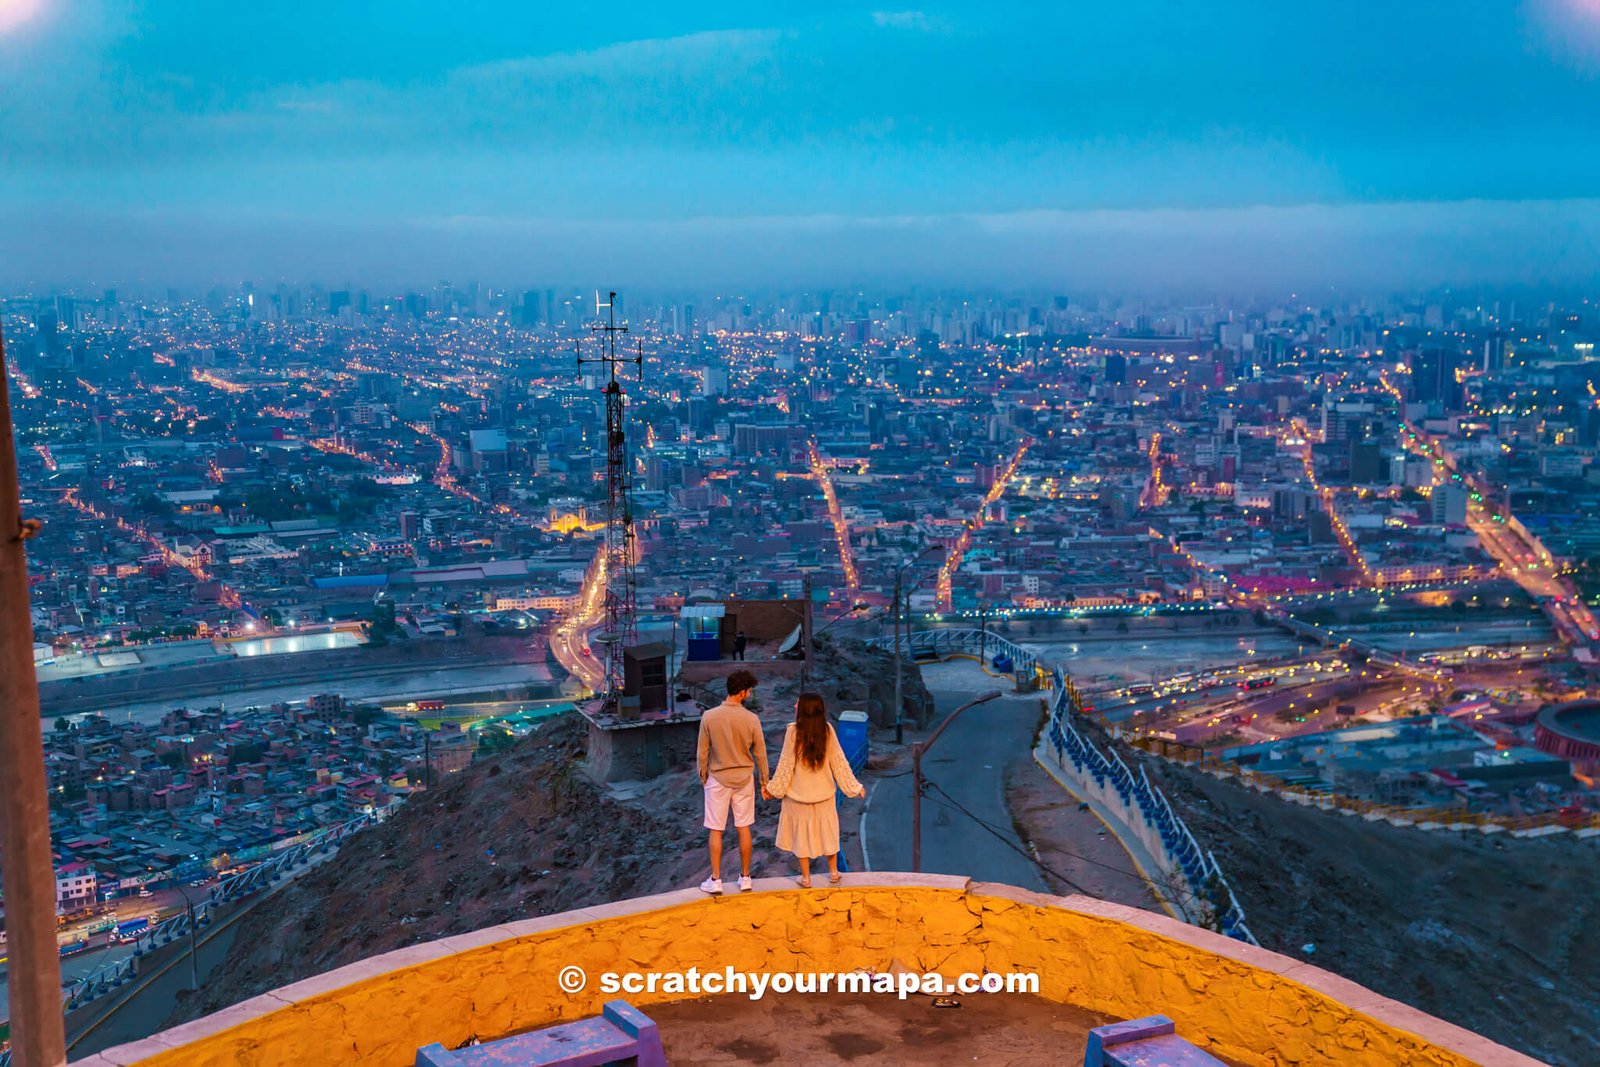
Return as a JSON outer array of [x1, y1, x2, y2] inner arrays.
[[578, 291, 642, 705]]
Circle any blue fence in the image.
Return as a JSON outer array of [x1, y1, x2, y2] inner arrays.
[[1046, 667, 1255, 945]]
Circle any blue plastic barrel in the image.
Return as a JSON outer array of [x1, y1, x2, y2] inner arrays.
[[835, 710, 869, 770]]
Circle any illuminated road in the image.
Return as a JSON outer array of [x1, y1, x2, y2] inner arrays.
[[402, 421, 514, 515], [1381, 378, 1599, 645], [1139, 431, 1171, 509], [1094, 655, 1447, 748], [549, 547, 607, 692], [1281, 419, 1372, 583], [807, 438, 860, 601], [308, 437, 404, 474], [61, 488, 239, 608], [936, 439, 1030, 611]]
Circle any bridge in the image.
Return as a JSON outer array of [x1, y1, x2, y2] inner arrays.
[[1259, 608, 1447, 681], [867, 626, 1044, 690]]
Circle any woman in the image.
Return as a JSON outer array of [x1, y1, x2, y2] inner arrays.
[[761, 692, 865, 887]]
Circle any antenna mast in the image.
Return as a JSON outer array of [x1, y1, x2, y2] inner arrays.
[[577, 291, 643, 708]]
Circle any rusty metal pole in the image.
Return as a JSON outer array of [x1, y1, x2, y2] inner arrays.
[[0, 324, 69, 1065], [910, 741, 924, 872]]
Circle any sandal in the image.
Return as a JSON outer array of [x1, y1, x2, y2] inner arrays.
[[798, 875, 812, 888], [829, 872, 842, 885]]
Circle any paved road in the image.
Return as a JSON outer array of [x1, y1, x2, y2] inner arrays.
[[864, 664, 1046, 891], [58, 663, 561, 728], [0, 887, 203, 1019]]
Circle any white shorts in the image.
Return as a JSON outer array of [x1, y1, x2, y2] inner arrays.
[[703, 777, 757, 830]]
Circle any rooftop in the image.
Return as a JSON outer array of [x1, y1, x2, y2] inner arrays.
[[1538, 699, 1600, 745]]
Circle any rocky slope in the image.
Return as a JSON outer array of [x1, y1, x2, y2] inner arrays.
[[1144, 753, 1600, 1066], [169, 639, 930, 1025]]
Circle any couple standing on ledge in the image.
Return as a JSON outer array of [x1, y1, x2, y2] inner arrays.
[[696, 668, 865, 892]]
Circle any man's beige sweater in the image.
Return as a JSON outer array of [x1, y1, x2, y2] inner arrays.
[[697, 700, 770, 789]]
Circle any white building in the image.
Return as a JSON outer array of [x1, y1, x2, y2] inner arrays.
[[56, 863, 98, 912]]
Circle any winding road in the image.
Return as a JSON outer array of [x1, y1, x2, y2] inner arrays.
[[863, 666, 1046, 891]]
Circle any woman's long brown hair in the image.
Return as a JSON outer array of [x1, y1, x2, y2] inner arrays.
[[794, 692, 829, 768]]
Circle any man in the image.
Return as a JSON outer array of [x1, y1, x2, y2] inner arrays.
[[733, 630, 748, 661], [696, 668, 768, 894]]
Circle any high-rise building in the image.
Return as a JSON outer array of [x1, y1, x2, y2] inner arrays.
[[520, 290, 545, 327], [1482, 333, 1507, 374], [1350, 439, 1384, 485], [1409, 348, 1468, 410], [1322, 398, 1376, 444], [1431, 483, 1469, 526], [700, 366, 728, 397]]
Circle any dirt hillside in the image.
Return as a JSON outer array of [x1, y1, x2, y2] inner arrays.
[[170, 641, 930, 1026], [1143, 754, 1599, 1067]]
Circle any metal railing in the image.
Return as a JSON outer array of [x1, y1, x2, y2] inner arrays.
[[49, 809, 391, 1023], [868, 627, 1043, 689], [1044, 667, 1256, 945]]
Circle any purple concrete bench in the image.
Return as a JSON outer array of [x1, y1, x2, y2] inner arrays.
[[1084, 1015, 1227, 1067], [415, 1000, 668, 1067]]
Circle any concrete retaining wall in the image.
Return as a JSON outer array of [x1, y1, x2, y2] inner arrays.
[[73, 876, 1540, 1067]]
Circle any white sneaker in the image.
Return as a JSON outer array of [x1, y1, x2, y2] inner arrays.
[[699, 877, 723, 895], [738, 875, 753, 892]]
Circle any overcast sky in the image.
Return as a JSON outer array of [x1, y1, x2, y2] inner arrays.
[[4, 1, 1600, 291]]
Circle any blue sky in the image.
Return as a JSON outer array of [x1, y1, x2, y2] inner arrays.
[[3, 1, 1600, 288]]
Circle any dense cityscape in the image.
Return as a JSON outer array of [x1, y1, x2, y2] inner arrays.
[[7, 285, 1600, 909], [6, 2, 1600, 1065]]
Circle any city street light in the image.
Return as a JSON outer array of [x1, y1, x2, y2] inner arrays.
[[174, 883, 202, 990], [799, 601, 868, 690], [893, 545, 944, 745]]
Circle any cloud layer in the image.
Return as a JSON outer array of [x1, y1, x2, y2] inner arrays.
[[7, 198, 1598, 292], [3, 2, 1600, 288]]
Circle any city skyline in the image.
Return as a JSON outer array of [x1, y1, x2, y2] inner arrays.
[[6, 251, 1600, 1065], [6, 8, 1600, 1064], [5, 2, 1600, 288]]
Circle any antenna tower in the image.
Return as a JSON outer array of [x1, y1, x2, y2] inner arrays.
[[577, 291, 643, 705]]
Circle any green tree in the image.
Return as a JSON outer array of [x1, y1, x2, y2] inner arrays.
[[476, 726, 517, 754]]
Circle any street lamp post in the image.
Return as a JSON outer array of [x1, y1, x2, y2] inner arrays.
[[801, 601, 868, 692], [894, 568, 905, 745], [175, 883, 201, 990], [893, 546, 943, 746]]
